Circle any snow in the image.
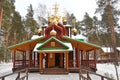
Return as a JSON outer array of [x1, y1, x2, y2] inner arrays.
[[0, 63, 13, 76], [96, 63, 120, 79], [101, 47, 114, 53], [117, 47, 120, 51], [101, 47, 120, 53], [0, 62, 120, 80], [31, 35, 43, 40], [72, 34, 87, 42]]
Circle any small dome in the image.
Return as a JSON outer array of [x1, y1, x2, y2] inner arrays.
[[72, 28, 77, 33], [37, 28, 42, 34], [50, 29, 57, 36]]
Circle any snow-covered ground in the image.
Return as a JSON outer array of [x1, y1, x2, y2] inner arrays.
[[0, 62, 120, 80], [0, 63, 13, 76], [96, 63, 120, 80]]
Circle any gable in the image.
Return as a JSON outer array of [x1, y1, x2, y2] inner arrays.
[[37, 37, 69, 50]]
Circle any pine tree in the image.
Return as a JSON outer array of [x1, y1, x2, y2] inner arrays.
[[25, 4, 38, 39], [9, 11, 25, 44], [1, 0, 15, 62], [96, 0, 120, 79], [80, 13, 94, 41]]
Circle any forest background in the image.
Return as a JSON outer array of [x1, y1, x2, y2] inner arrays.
[[0, 0, 120, 63]]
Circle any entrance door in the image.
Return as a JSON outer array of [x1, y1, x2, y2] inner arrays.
[[55, 53, 64, 68], [45, 53, 64, 68], [55, 53, 60, 67]]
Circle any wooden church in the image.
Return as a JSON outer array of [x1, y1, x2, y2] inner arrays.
[[8, 4, 100, 74]]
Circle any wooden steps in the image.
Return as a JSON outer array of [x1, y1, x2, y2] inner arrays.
[[40, 68, 68, 74], [29, 67, 39, 72]]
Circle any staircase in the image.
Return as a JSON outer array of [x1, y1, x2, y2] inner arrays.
[[40, 68, 68, 74]]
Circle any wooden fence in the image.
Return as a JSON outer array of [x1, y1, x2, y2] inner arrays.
[[0, 68, 28, 80], [79, 67, 115, 80]]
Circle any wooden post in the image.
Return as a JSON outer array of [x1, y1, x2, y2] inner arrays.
[[81, 50, 83, 65], [94, 50, 96, 68], [39, 53, 43, 70], [24, 52, 27, 67], [22, 52, 24, 66], [28, 51, 31, 68], [87, 51, 89, 67], [1, 77, 5, 80], [34, 52, 35, 67], [77, 49, 80, 68], [66, 52, 69, 71], [75, 48, 78, 67], [87, 72, 91, 80], [13, 50, 16, 69], [73, 47, 76, 68]]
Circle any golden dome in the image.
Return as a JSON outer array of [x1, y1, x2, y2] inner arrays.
[[37, 28, 42, 34], [50, 29, 57, 36], [72, 28, 77, 33], [62, 17, 67, 22]]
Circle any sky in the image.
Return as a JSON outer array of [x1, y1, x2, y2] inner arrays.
[[15, 0, 98, 21]]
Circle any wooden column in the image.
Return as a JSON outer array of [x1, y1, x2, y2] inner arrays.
[[81, 50, 83, 60], [22, 52, 24, 66], [39, 53, 43, 70], [94, 50, 96, 68], [70, 27, 72, 38], [66, 52, 69, 71], [73, 47, 76, 67], [87, 51, 89, 67], [28, 51, 31, 67], [24, 52, 26, 67], [13, 50, 16, 68], [60, 53, 63, 68], [75, 48, 78, 67], [77, 49, 80, 68], [33, 52, 35, 67]]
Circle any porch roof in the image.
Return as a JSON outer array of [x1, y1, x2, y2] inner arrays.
[[8, 37, 45, 52], [63, 36, 101, 51]]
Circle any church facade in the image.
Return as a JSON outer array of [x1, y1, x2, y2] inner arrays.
[[8, 4, 100, 74]]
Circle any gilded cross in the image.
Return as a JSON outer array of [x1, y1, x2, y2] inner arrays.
[[53, 3, 59, 15]]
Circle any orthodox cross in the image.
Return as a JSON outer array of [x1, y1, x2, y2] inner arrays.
[[53, 3, 59, 15]]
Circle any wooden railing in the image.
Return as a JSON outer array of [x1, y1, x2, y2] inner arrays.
[[79, 68, 115, 80], [0, 68, 28, 80]]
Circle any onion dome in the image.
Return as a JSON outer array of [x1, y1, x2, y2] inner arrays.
[[72, 28, 78, 36], [72, 28, 77, 33], [62, 17, 67, 25], [53, 19, 58, 25], [37, 28, 42, 36], [50, 29, 57, 36]]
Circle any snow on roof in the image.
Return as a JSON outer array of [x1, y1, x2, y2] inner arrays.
[[101, 47, 113, 53], [71, 34, 87, 42], [117, 47, 120, 51], [31, 35, 43, 40], [33, 42, 73, 52], [101, 47, 120, 53], [64, 24, 72, 27]]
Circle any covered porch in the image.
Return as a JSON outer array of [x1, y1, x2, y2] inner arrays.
[[33, 39, 73, 74]]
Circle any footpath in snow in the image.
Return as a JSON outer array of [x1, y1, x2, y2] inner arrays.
[[0, 62, 120, 80]]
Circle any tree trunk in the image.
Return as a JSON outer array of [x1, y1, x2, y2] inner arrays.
[[105, 1, 119, 80]]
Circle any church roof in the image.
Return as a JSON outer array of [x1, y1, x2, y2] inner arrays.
[[8, 35, 100, 52], [34, 37, 73, 52], [63, 36, 101, 51], [8, 37, 45, 51]]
